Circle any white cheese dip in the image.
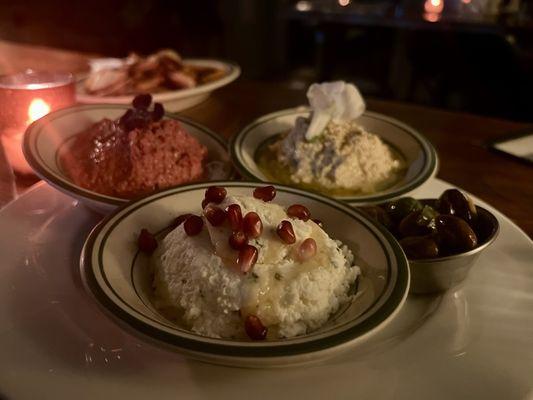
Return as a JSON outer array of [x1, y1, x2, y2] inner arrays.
[[278, 118, 402, 192], [277, 81, 403, 193], [152, 195, 359, 339]]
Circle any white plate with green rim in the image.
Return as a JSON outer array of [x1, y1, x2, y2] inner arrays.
[[76, 59, 241, 112], [80, 181, 409, 367], [230, 107, 439, 205], [23, 104, 233, 214]]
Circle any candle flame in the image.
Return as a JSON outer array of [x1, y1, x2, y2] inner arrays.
[[28, 98, 50, 123], [424, 0, 444, 21]]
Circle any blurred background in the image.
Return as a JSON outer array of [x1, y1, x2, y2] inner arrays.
[[0, 0, 532, 121]]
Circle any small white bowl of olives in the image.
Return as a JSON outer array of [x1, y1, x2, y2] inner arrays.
[[361, 189, 499, 294]]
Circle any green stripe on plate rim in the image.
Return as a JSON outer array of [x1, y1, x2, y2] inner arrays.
[[85, 182, 406, 356], [128, 214, 390, 338], [229, 107, 438, 204], [23, 104, 230, 206], [81, 181, 409, 358]]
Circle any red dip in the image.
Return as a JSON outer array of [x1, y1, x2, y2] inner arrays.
[[60, 95, 207, 199]]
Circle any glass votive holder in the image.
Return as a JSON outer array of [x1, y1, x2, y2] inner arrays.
[[0, 70, 76, 174]]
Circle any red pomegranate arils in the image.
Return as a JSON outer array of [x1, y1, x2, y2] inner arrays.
[[287, 204, 311, 221], [169, 213, 192, 229], [297, 238, 317, 261], [226, 204, 243, 231], [183, 215, 203, 236], [244, 314, 267, 340], [138, 229, 158, 254], [132, 93, 152, 110], [276, 220, 296, 244], [238, 244, 258, 273], [205, 186, 227, 204], [229, 230, 248, 250], [204, 205, 226, 226], [243, 212, 263, 239], [253, 185, 276, 202]]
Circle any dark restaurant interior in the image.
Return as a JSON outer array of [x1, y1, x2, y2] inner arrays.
[[2, 0, 533, 120], [0, 1, 532, 399]]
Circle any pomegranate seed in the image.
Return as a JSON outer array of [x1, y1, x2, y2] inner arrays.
[[132, 93, 152, 109], [229, 230, 248, 250], [205, 186, 227, 204], [238, 244, 258, 273], [312, 218, 324, 228], [243, 212, 263, 239], [184, 215, 203, 236], [201, 198, 210, 209], [169, 213, 192, 229], [253, 185, 276, 202], [152, 102, 164, 121], [287, 204, 311, 221], [297, 238, 317, 261], [226, 204, 243, 231], [276, 220, 296, 244], [204, 205, 226, 226], [138, 229, 158, 254], [244, 314, 267, 340]]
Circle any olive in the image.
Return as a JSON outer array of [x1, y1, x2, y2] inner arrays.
[[359, 206, 394, 230], [438, 189, 477, 225], [398, 205, 439, 238], [385, 197, 423, 223], [473, 212, 496, 243], [400, 236, 439, 259], [435, 214, 478, 255]]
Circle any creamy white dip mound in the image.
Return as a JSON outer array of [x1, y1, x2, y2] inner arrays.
[[277, 81, 403, 192], [152, 195, 359, 339], [278, 117, 402, 192]]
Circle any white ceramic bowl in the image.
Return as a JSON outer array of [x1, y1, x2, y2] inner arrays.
[[76, 59, 240, 112], [23, 104, 233, 214], [80, 181, 409, 368], [230, 108, 439, 205]]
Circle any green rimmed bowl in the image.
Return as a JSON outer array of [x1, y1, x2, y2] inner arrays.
[[23, 104, 233, 214], [80, 181, 409, 368], [230, 108, 439, 205]]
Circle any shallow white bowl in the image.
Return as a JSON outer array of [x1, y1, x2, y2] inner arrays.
[[23, 104, 232, 214], [80, 181, 409, 368], [76, 59, 241, 112], [230, 108, 439, 205]]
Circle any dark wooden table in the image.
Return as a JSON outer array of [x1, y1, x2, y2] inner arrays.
[[1, 41, 531, 236]]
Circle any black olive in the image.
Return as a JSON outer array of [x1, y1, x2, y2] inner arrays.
[[473, 211, 496, 243], [398, 205, 439, 238], [385, 197, 423, 223], [438, 189, 477, 225], [400, 236, 439, 259], [359, 206, 394, 230], [435, 214, 478, 255]]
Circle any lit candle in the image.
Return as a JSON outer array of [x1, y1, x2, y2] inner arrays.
[[424, 0, 444, 22], [27, 98, 51, 125], [0, 70, 75, 174]]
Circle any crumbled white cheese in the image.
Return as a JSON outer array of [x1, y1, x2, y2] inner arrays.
[[151, 195, 359, 339], [278, 118, 402, 192]]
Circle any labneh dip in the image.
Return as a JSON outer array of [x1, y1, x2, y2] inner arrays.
[[257, 81, 404, 195], [148, 186, 360, 340], [276, 117, 402, 193], [60, 95, 207, 198]]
